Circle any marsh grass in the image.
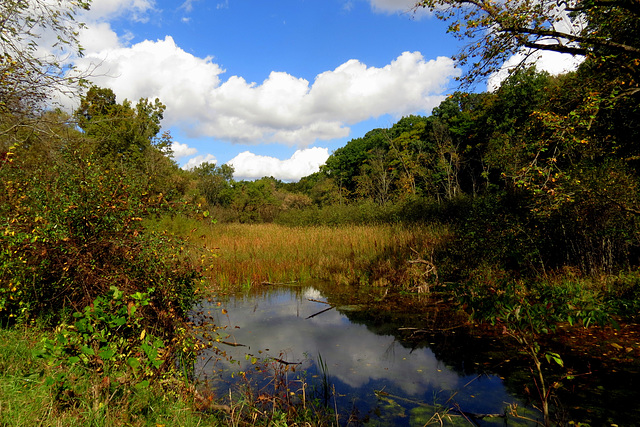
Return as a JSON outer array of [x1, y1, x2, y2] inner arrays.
[[150, 215, 448, 291]]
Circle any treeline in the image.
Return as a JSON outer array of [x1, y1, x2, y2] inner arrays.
[[5, 66, 637, 317], [195, 65, 640, 288], [301, 65, 640, 282]]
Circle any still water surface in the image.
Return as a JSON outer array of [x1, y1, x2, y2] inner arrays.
[[191, 283, 543, 425]]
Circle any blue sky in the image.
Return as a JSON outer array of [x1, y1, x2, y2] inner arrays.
[[67, 0, 580, 181]]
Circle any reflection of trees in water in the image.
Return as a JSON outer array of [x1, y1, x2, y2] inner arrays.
[[325, 288, 640, 426], [196, 283, 640, 425], [334, 302, 508, 377], [382, 339, 397, 364]]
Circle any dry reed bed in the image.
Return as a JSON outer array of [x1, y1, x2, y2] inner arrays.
[[182, 222, 445, 289]]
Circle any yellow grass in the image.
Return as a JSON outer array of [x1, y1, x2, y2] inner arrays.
[[159, 218, 447, 291]]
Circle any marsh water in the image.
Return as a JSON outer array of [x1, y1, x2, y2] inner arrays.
[[191, 281, 640, 426]]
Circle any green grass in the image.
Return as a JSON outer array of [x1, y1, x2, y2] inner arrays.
[[0, 325, 336, 426], [0, 326, 222, 427]]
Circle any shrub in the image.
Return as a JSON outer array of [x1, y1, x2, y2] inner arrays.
[[0, 147, 196, 336]]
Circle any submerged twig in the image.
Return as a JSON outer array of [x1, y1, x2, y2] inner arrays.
[[272, 357, 302, 366], [306, 306, 334, 319], [307, 298, 331, 305], [218, 340, 246, 347], [375, 390, 505, 420]]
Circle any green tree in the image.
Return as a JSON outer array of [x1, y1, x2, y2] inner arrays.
[[387, 116, 430, 197], [191, 161, 235, 207], [430, 91, 493, 195], [293, 171, 342, 207], [413, 0, 640, 90], [323, 129, 388, 196], [355, 147, 395, 205], [75, 86, 166, 165], [231, 178, 282, 223], [481, 67, 552, 189]]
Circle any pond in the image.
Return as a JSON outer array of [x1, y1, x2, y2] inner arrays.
[[190, 282, 640, 426]]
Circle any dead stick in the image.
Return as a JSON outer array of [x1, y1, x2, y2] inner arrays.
[[306, 306, 334, 319], [218, 340, 246, 347], [308, 298, 331, 305]]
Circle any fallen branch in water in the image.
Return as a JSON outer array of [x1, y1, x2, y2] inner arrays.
[[374, 390, 505, 420], [218, 340, 246, 347], [261, 280, 298, 286], [308, 298, 331, 305], [272, 357, 302, 365], [306, 306, 334, 319]]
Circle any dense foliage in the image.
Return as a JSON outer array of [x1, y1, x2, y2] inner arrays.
[[286, 65, 640, 289], [0, 1, 200, 391], [1, 0, 640, 423]]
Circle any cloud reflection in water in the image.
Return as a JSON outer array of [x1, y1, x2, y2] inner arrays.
[[192, 285, 523, 418]]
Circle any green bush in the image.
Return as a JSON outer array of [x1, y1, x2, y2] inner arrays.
[[37, 287, 168, 387], [0, 148, 196, 333]]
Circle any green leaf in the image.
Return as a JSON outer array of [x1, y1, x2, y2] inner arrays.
[[99, 348, 116, 360], [545, 352, 564, 367], [135, 380, 150, 389], [127, 357, 140, 370], [109, 286, 123, 300], [81, 345, 95, 356], [113, 317, 127, 327]]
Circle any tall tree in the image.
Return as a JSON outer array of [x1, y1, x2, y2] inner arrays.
[[323, 129, 388, 195], [1, 0, 91, 116], [191, 161, 235, 207], [75, 86, 166, 165], [413, 0, 640, 90], [356, 147, 395, 205]]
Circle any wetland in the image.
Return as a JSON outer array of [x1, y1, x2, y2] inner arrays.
[[192, 280, 640, 426]]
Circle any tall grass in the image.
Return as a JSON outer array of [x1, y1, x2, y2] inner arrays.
[[150, 216, 448, 291]]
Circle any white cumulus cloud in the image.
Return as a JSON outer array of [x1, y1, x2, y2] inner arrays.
[[488, 49, 584, 91], [78, 39, 459, 147], [67, 3, 459, 181], [171, 141, 198, 159], [369, 0, 421, 14], [229, 148, 330, 182], [83, 0, 157, 22], [182, 154, 218, 170]]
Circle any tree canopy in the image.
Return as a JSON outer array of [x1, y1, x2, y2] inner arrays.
[[1, 0, 91, 116], [413, 0, 640, 91], [75, 86, 167, 163]]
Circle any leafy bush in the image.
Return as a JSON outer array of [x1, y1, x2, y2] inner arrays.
[[37, 287, 170, 388], [0, 147, 196, 333]]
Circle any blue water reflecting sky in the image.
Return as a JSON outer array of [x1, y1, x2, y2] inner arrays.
[[192, 285, 533, 423]]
